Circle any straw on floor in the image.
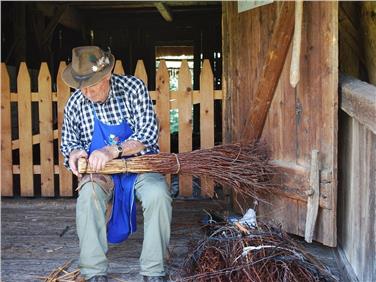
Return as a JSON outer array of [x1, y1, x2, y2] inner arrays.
[[171, 220, 338, 282]]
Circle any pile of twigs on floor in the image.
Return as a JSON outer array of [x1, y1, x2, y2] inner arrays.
[[37, 260, 80, 282], [172, 222, 338, 282], [78, 141, 277, 199]]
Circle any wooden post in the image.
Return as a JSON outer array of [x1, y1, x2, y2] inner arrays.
[[113, 60, 125, 75], [17, 63, 34, 196], [155, 60, 171, 187], [38, 63, 54, 196], [57, 62, 73, 196], [200, 60, 215, 197], [178, 60, 193, 197], [361, 2, 376, 84], [1, 64, 13, 196], [134, 60, 148, 87], [241, 2, 295, 142], [155, 60, 171, 153], [305, 149, 320, 243]]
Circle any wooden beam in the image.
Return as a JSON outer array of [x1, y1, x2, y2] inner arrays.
[[41, 5, 68, 45], [154, 2, 173, 22], [361, 2, 376, 84], [35, 3, 82, 31], [240, 2, 295, 142], [340, 74, 376, 134]]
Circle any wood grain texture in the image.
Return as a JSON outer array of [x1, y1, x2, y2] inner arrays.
[[338, 107, 376, 281], [17, 63, 34, 196], [340, 74, 376, 134], [177, 60, 193, 196], [305, 150, 320, 243], [222, 1, 338, 246], [38, 63, 54, 196], [57, 62, 73, 196], [200, 60, 215, 197], [155, 60, 170, 153], [113, 60, 125, 75], [240, 1, 295, 142], [1, 64, 13, 196], [134, 60, 148, 87]]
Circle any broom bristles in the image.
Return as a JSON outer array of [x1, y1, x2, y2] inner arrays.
[[78, 142, 278, 198]]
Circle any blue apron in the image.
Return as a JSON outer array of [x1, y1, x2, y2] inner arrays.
[[88, 102, 137, 244]]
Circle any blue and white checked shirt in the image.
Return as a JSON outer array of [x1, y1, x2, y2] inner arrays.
[[60, 74, 159, 168]]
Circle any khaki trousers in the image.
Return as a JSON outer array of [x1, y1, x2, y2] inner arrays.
[[76, 173, 172, 280]]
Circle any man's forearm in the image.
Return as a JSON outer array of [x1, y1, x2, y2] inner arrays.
[[107, 140, 146, 158], [121, 140, 145, 156]]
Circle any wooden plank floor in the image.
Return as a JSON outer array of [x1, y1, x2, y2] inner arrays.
[[1, 198, 345, 281]]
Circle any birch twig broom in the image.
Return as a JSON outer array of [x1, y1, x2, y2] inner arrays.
[[78, 142, 277, 198]]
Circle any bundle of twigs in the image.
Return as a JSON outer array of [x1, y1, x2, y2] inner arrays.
[[172, 221, 338, 282], [78, 141, 277, 199]]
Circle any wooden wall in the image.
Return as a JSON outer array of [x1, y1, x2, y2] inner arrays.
[[338, 76, 376, 282], [222, 2, 338, 246]]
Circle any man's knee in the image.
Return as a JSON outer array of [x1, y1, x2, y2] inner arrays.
[[137, 173, 171, 209], [77, 182, 107, 207]]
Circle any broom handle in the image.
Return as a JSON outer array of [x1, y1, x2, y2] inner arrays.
[[78, 158, 159, 174], [78, 158, 130, 174]]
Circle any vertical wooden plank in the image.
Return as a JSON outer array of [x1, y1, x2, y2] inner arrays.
[[155, 60, 171, 187], [155, 60, 170, 153], [57, 62, 73, 196], [200, 60, 215, 197], [313, 1, 338, 247], [178, 60, 193, 197], [1, 64, 13, 196], [17, 63, 34, 196], [113, 60, 125, 75], [38, 63, 54, 196], [134, 60, 148, 87]]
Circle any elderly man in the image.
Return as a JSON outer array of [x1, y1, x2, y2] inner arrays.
[[61, 46, 172, 282]]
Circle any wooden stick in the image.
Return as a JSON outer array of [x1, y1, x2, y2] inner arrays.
[[290, 1, 303, 88]]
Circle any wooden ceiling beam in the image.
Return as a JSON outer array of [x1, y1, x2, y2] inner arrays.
[[154, 2, 173, 22], [35, 3, 82, 31]]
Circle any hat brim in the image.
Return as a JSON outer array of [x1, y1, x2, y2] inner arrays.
[[61, 53, 115, 89]]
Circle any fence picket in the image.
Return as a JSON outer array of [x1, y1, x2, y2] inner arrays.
[[38, 63, 54, 196], [57, 62, 73, 196], [1, 64, 13, 196], [17, 63, 34, 196], [155, 60, 170, 153], [134, 60, 148, 87], [178, 60, 193, 196], [200, 60, 215, 197], [155, 60, 171, 187], [114, 60, 125, 75]]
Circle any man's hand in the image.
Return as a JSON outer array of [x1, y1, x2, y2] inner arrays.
[[69, 149, 88, 177], [88, 146, 116, 172]]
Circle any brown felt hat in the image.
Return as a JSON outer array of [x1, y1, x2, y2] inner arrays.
[[62, 46, 115, 89]]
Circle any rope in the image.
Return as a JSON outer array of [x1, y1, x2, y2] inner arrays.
[[173, 153, 181, 174]]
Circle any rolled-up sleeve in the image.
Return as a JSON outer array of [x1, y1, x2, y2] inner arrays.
[[128, 80, 159, 149]]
